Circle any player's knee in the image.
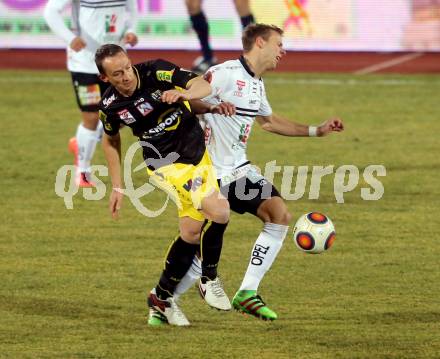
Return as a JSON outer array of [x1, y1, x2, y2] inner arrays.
[[180, 228, 201, 244], [258, 197, 291, 225], [185, 0, 201, 14], [211, 198, 230, 224], [81, 112, 99, 130]]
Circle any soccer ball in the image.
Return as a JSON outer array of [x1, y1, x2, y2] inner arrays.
[[293, 212, 336, 254]]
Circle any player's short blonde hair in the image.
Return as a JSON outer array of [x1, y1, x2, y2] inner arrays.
[[242, 23, 284, 52]]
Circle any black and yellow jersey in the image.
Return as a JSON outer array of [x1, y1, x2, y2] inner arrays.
[[98, 59, 204, 169]]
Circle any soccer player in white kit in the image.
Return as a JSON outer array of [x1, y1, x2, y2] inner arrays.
[[148, 23, 344, 325], [44, 0, 138, 186]]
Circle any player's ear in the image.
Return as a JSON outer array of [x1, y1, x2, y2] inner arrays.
[[255, 36, 266, 49], [99, 73, 109, 83]]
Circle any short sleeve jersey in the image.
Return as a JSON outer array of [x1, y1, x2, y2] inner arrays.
[[200, 56, 273, 178], [99, 59, 205, 169]]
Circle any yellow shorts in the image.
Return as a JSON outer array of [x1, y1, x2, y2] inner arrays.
[[147, 150, 219, 221]]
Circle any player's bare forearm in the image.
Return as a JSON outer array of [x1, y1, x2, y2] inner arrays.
[[185, 76, 212, 100], [189, 100, 236, 116], [102, 133, 122, 188], [189, 99, 211, 114], [257, 115, 344, 137], [257, 114, 309, 136]]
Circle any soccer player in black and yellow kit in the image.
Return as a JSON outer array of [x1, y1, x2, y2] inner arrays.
[[95, 44, 234, 326]]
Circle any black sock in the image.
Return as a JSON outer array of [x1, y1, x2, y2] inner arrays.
[[190, 11, 213, 61], [240, 14, 255, 29], [155, 236, 198, 299], [200, 221, 228, 280]]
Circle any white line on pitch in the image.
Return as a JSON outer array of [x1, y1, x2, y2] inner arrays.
[[354, 52, 424, 75]]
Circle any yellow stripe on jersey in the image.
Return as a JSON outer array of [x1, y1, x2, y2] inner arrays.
[[174, 85, 191, 111]]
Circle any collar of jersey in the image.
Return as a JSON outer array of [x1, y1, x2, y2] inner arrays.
[[134, 66, 141, 90], [239, 55, 258, 79]]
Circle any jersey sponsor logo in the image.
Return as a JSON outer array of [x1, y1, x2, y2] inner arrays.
[[105, 14, 117, 33], [142, 108, 182, 138], [136, 101, 153, 116], [236, 80, 246, 91], [151, 90, 162, 101], [99, 110, 113, 132], [78, 84, 100, 106], [156, 69, 175, 83], [103, 94, 116, 108], [117, 109, 136, 124], [134, 97, 144, 106], [239, 123, 251, 144], [182, 177, 203, 192], [251, 244, 270, 266]]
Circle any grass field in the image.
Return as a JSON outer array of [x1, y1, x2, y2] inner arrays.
[[1, 70, 439, 358]]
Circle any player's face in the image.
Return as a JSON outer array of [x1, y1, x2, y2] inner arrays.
[[101, 52, 137, 96], [261, 31, 285, 71]]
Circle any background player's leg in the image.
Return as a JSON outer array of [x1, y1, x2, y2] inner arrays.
[[73, 111, 101, 186], [186, 0, 216, 72], [233, 0, 255, 28]]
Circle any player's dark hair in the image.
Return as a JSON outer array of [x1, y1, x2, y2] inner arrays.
[[242, 23, 284, 52], [95, 44, 127, 74]]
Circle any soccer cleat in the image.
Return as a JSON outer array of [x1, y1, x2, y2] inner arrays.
[[147, 307, 168, 327], [191, 56, 217, 74], [147, 290, 190, 326], [68, 137, 79, 166], [198, 277, 231, 311], [232, 290, 278, 321], [77, 171, 95, 188]]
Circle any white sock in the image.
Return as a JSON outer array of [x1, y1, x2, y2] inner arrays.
[[95, 120, 104, 142], [174, 256, 202, 301], [76, 123, 100, 173], [239, 223, 289, 292]]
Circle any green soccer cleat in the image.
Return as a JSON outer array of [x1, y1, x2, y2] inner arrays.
[[147, 307, 169, 327], [232, 290, 278, 321]]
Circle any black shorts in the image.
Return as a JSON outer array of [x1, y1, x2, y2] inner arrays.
[[218, 174, 281, 216], [70, 72, 109, 112]]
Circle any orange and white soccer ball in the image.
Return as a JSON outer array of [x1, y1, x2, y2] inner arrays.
[[293, 212, 336, 254]]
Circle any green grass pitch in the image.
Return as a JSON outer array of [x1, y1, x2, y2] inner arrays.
[[1, 70, 439, 358]]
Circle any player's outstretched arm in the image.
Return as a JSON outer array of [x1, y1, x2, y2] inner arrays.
[[189, 100, 236, 116], [161, 76, 212, 104], [102, 133, 123, 219], [257, 114, 344, 137]]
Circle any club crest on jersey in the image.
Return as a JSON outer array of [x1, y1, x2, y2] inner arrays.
[[118, 109, 136, 124], [136, 101, 153, 116]]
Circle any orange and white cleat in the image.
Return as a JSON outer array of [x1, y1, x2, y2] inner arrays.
[[76, 172, 95, 188], [68, 137, 79, 167]]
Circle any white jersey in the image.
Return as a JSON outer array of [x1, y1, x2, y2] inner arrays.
[[201, 57, 272, 179], [44, 0, 137, 73]]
